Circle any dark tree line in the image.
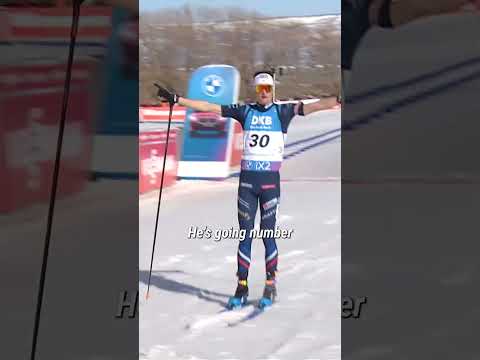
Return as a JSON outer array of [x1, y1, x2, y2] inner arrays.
[[140, 6, 340, 104]]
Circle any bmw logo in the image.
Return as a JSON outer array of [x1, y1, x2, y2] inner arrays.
[[202, 74, 224, 97]]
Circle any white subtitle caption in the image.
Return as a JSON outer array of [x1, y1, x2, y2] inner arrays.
[[187, 226, 294, 242]]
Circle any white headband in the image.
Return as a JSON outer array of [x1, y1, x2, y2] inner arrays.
[[254, 73, 274, 86]]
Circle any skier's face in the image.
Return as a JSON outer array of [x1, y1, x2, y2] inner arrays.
[[256, 84, 273, 105]]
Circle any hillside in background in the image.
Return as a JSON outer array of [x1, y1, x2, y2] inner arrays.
[[140, 6, 340, 104]]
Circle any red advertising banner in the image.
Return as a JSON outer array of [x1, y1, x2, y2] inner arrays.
[[0, 60, 94, 213], [139, 105, 186, 123], [139, 130, 178, 194]]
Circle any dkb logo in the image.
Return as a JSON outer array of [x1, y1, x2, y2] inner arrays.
[[251, 115, 272, 126]]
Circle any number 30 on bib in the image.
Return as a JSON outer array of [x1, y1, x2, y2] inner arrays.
[[249, 134, 270, 148]]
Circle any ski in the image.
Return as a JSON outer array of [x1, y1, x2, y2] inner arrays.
[[227, 300, 274, 327], [186, 304, 256, 331]]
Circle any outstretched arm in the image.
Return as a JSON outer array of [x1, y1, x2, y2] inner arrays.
[[178, 97, 221, 114], [298, 97, 339, 116], [154, 83, 221, 114]]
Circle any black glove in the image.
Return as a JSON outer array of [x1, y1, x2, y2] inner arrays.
[[154, 83, 179, 105]]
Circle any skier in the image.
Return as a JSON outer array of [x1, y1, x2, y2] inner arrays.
[[156, 71, 339, 309], [342, 0, 475, 93]]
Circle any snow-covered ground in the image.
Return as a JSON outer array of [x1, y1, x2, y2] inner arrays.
[[342, 11, 480, 360], [342, 11, 480, 179], [139, 110, 341, 360]]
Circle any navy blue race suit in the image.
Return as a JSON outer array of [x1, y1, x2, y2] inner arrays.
[[221, 102, 300, 280]]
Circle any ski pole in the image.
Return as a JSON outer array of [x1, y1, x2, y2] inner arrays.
[[145, 100, 174, 300], [30, 1, 83, 359]]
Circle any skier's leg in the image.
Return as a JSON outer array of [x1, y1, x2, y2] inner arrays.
[[237, 180, 258, 281], [258, 177, 280, 309], [259, 177, 280, 277], [227, 178, 258, 309]]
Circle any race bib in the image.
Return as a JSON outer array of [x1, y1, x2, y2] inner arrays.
[[242, 130, 285, 162]]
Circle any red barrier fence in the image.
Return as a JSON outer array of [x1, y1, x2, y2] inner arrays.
[[139, 130, 178, 194], [0, 60, 94, 213], [139, 105, 186, 123], [0, 6, 112, 45]]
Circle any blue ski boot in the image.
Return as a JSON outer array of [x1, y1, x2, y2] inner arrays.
[[258, 273, 277, 309], [227, 279, 249, 310]]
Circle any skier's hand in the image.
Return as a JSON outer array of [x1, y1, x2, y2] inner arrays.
[[154, 83, 179, 106]]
